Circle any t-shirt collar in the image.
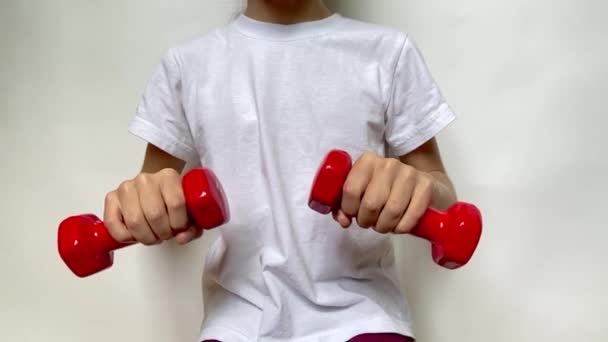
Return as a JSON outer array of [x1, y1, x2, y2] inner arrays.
[[231, 12, 343, 41]]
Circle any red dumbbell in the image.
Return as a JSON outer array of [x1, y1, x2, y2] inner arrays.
[[58, 168, 230, 278], [308, 150, 482, 269]]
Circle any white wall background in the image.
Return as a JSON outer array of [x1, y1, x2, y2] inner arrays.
[[1, 0, 606, 341]]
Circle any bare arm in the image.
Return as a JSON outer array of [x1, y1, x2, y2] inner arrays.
[[140, 143, 187, 174], [399, 137, 457, 211]]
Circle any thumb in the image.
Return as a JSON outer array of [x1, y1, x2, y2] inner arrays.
[[175, 225, 203, 245]]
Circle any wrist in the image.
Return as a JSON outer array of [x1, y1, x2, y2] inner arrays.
[[428, 171, 457, 210]]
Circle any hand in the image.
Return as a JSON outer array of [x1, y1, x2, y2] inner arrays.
[[334, 152, 436, 234], [104, 168, 202, 245]]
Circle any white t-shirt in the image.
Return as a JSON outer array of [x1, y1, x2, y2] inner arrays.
[[129, 13, 455, 342]]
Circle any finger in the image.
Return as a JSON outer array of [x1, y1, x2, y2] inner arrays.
[[192, 226, 204, 239], [136, 174, 172, 241], [357, 164, 394, 229], [104, 191, 132, 243], [341, 153, 375, 217], [395, 175, 434, 234], [332, 209, 352, 228], [175, 226, 203, 245], [118, 180, 158, 245], [159, 169, 189, 232], [374, 167, 416, 234]]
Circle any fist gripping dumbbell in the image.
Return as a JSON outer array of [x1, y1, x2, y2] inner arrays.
[[58, 168, 230, 278], [308, 150, 482, 269]]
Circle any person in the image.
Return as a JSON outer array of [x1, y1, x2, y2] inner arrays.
[[103, 0, 458, 341]]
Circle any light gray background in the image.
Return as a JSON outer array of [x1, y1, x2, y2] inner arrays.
[[1, 0, 606, 341]]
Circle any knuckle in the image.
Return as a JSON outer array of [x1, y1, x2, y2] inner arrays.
[[361, 151, 375, 159], [145, 207, 164, 224], [124, 215, 145, 230], [135, 173, 152, 187], [359, 151, 377, 164], [159, 168, 178, 179], [166, 195, 186, 211], [383, 158, 400, 170], [342, 181, 361, 199], [361, 197, 382, 213], [383, 202, 403, 218], [118, 180, 134, 194], [104, 191, 117, 205], [400, 164, 415, 177]]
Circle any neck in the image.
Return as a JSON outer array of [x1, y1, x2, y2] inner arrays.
[[245, 0, 332, 24]]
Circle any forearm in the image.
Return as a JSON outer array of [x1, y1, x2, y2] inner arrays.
[[140, 143, 186, 174]]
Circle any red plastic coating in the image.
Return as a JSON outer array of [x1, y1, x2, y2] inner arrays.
[[308, 150, 352, 214], [308, 149, 482, 269], [57, 168, 229, 278]]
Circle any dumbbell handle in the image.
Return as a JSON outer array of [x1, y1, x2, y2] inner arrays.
[[409, 208, 445, 242], [332, 201, 472, 244]]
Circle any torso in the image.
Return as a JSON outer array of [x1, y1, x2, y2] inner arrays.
[[175, 14, 415, 341]]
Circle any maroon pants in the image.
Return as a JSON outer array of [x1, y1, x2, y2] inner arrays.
[[203, 333, 413, 341]]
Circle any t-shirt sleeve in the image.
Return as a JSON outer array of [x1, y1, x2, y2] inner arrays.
[[385, 34, 456, 157], [128, 48, 198, 163]]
